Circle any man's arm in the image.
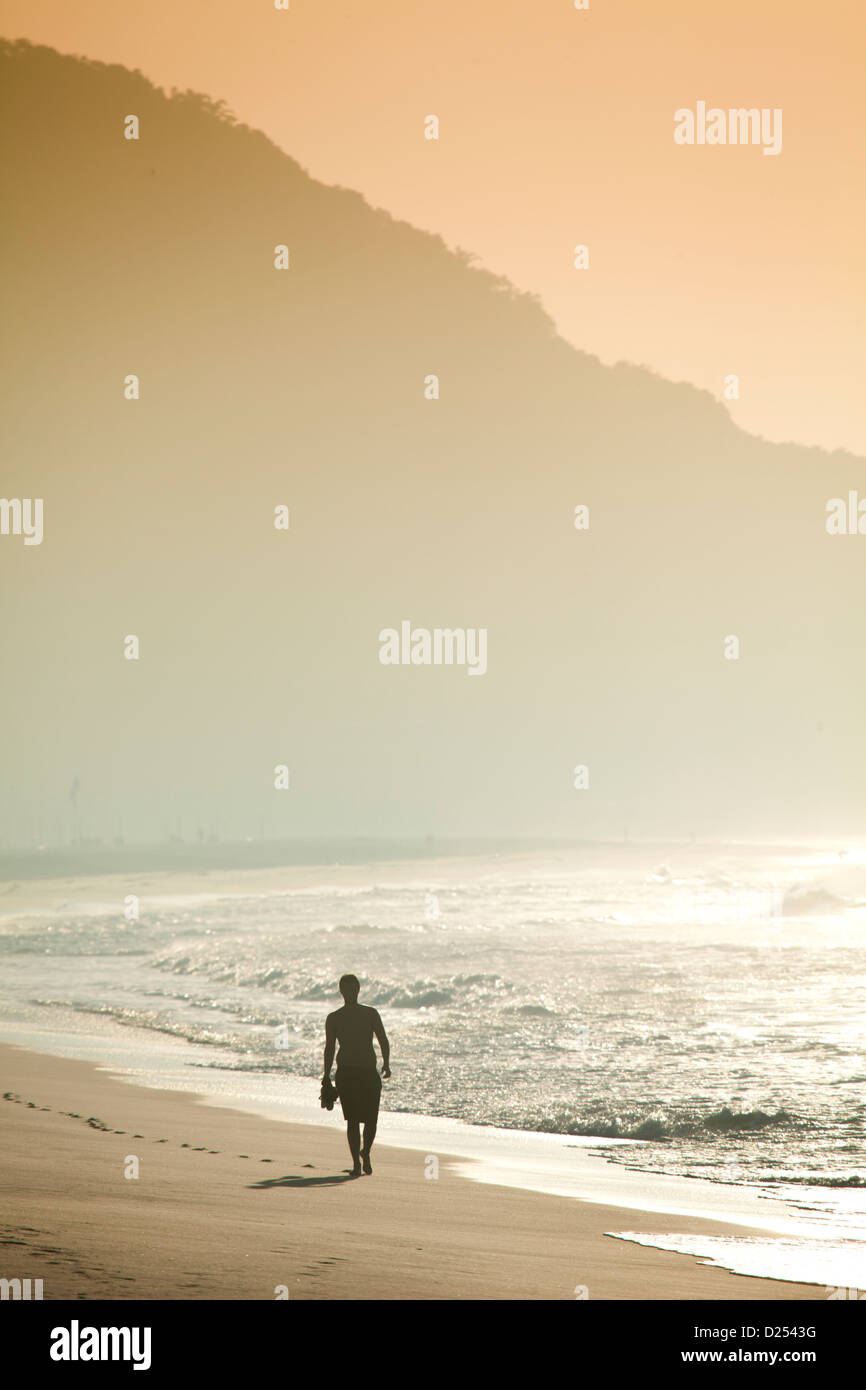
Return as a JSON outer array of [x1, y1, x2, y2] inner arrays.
[[323, 1013, 336, 1080], [372, 1010, 391, 1078]]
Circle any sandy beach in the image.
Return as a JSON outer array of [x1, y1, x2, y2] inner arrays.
[[0, 1044, 827, 1301]]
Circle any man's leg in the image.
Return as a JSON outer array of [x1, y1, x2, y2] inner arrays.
[[360, 1075, 382, 1174], [361, 1101, 378, 1173], [347, 1119, 362, 1172]]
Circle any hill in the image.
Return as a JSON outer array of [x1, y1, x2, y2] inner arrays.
[[1, 37, 863, 844]]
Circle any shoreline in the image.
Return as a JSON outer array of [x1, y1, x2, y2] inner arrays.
[[0, 1042, 831, 1300]]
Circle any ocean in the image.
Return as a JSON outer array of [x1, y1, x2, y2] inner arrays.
[[2, 840, 865, 1288]]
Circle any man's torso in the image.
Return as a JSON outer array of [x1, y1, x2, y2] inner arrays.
[[329, 1003, 378, 1069]]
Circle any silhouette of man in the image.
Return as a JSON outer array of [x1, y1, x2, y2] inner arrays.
[[324, 975, 391, 1176]]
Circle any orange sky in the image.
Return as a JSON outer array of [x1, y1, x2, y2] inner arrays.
[[3, 0, 864, 455]]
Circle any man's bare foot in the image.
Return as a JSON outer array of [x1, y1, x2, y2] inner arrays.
[[350, 1162, 362, 1177], [361, 1149, 372, 1175]]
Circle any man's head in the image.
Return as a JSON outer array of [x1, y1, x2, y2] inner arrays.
[[339, 974, 360, 1004]]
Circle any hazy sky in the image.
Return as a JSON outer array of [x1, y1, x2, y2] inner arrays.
[[2, 12, 864, 851], [2, 0, 863, 457]]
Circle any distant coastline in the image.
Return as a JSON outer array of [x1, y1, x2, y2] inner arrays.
[[0, 836, 838, 883]]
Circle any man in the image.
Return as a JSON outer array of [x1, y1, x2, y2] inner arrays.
[[323, 974, 391, 1176]]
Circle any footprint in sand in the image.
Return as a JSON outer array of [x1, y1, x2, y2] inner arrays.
[[302, 1163, 315, 1169], [261, 1158, 273, 1163]]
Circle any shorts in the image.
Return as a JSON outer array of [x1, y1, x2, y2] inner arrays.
[[335, 1065, 382, 1124]]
